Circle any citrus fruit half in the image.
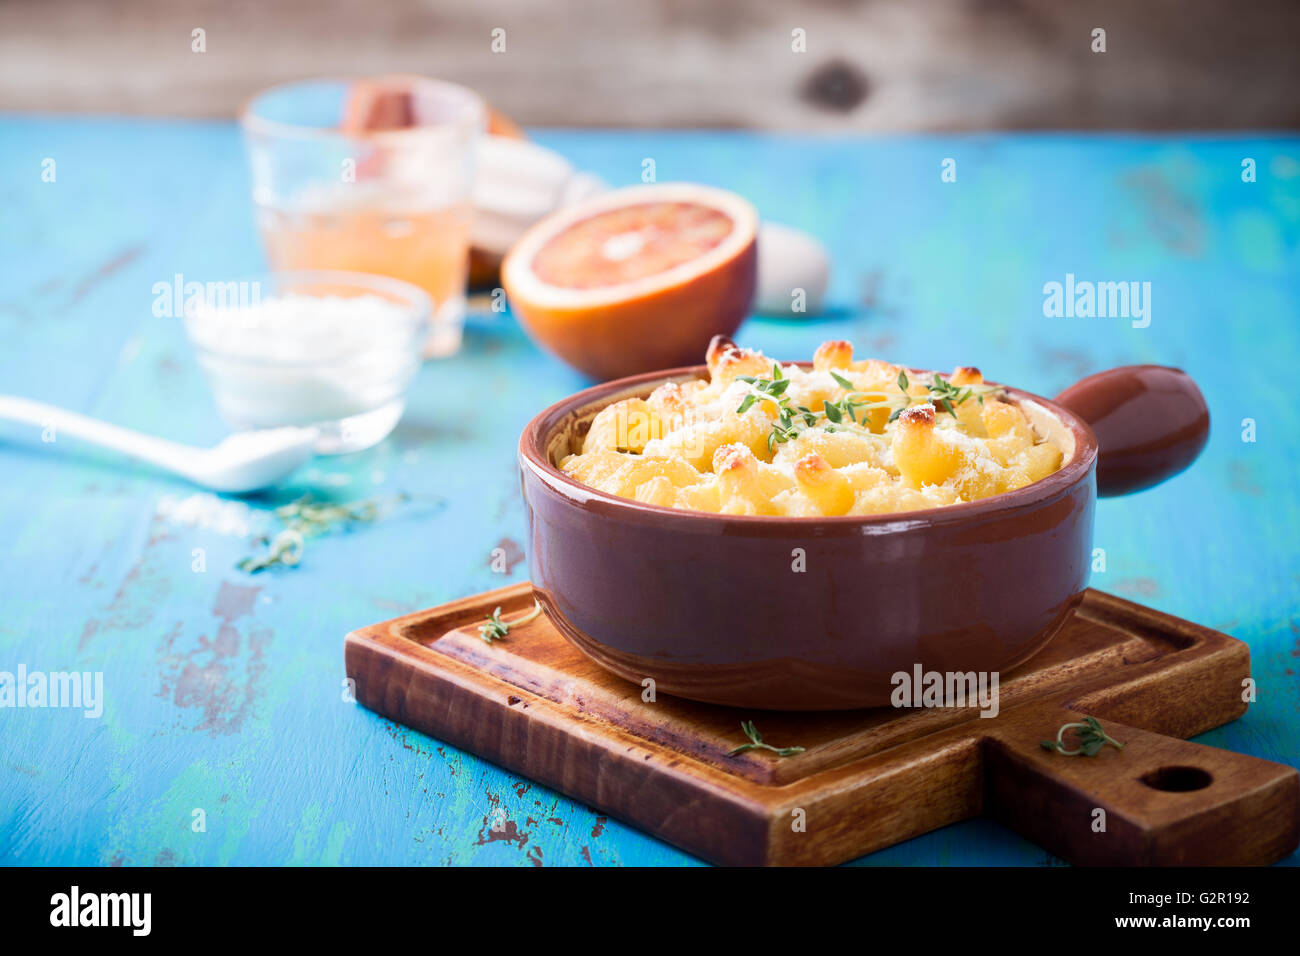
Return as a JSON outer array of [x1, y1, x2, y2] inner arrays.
[[501, 183, 758, 381]]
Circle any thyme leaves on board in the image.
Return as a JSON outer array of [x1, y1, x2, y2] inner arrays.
[[728, 720, 805, 758], [478, 601, 543, 644], [1040, 716, 1126, 757]]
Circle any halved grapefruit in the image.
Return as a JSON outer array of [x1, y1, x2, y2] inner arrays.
[[501, 183, 758, 381]]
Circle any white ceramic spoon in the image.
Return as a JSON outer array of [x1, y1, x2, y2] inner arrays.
[[0, 396, 317, 493]]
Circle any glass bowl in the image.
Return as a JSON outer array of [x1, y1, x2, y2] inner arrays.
[[182, 270, 429, 454]]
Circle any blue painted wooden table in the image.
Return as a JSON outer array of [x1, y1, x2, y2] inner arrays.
[[1, 118, 1297, 866]]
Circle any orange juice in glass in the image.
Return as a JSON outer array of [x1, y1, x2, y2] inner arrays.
[[242, 77, 484, 356]]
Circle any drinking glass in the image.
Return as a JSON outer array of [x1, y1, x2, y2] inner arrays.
[[242, 76, 484, 357]]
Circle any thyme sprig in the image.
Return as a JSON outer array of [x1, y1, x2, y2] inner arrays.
[[736, 364, 800, 451], [1040, 716, 1126, 757], [237, 492, 409, 573], [238, 528, 304, 573], [728, 720, 805, 758], [825, 370, 892, 428], [927, 374, 993, 420], [736, 364, 1002, 447], [478, 600, 543, 644]]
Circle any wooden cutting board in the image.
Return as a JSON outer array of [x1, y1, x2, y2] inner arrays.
[[345, 583, 1299, 866]]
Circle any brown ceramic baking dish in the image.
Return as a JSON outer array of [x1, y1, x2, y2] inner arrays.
[[519, 361, 1209, 710]]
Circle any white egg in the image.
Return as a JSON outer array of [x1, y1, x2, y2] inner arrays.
[[754, 222, 831, 316]]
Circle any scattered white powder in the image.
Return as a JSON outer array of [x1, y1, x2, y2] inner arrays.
[[299, 468, 353, 488], [185, 294, 419, 427], [156, 492, 259, 538]]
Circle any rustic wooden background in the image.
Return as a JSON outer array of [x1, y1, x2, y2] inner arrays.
[[2, 0, 1297, 129]]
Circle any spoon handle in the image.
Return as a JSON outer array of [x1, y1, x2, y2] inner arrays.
[[0, 395, 201, 477]]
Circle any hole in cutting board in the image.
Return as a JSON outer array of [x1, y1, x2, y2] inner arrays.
[[1140, 765, 1213, 792]]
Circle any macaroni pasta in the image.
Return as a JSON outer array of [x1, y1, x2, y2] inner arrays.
[[560, 337, 1064, 516]]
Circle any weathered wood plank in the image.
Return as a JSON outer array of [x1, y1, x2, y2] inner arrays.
[[1, 0, 1298, 130]]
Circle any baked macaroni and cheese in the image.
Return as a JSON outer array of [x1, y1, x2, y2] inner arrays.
[[559, 336, 1065, 516]]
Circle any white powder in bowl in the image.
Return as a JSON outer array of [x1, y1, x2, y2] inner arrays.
[[185, 293, 420, 428]]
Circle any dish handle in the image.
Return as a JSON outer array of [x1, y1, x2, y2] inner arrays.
[[1054, 365, 1209, 496]]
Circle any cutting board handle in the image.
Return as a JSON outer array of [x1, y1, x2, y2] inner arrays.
[[985, 713, 1299, 865]]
